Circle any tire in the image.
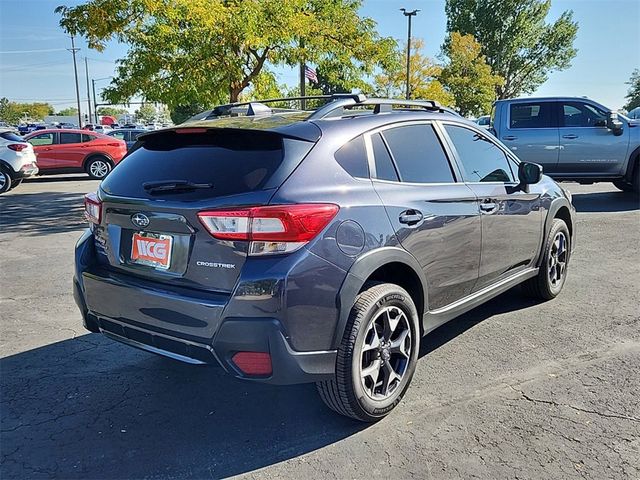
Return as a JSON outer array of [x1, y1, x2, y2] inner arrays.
[[522, 218, 571, 300], [0, 169, 12, 194], [316, 282, 420, 422], [86, 156, 112, 180], [613, 180, 634, 193], [10, 178, 23, 190]]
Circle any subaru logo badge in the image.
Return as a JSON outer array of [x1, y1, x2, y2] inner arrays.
[[131, 213, 150, 228]]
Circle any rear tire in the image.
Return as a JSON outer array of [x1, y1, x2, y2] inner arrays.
[[0, 169, 12, 194], [316, 282, 420, 422], [10, 178, 23, 190], [613, 180, 634, 193], [522, 218, 570, 300], [86, 156, 112, 180]]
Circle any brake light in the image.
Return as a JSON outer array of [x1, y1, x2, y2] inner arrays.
[[107, 142, 123, 147], [198, 204, 339, 256], [84, 192, 102, 225], [7, 144, 28, 152]]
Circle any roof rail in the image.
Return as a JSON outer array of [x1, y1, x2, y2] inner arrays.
[[307, 97, 443, 120]]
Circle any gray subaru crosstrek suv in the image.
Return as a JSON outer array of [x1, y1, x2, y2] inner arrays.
[[74, 95, 576, 422]]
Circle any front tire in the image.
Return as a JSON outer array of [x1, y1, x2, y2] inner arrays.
[[522, 218, 570, 300], [86, 156, 112, 180], [317, 282, 420, 422]]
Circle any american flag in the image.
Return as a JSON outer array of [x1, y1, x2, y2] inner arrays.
[[304, 65, 318, 84]]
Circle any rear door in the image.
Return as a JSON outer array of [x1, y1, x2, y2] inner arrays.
[[501, 101, 560, 173], [556, 100, 630, 176], [26, 132, 58, 169], [95, 128, 316, 293], [367, 122, 481, 311], [56, 132, 85, 168], [441, 123, 543, 290]]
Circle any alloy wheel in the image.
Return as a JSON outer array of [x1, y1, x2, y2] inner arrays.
[[548, 231, 568, 287], [359, 306, 412, 400], [0, 172, 8, 190], [90, 160, 109, 178]]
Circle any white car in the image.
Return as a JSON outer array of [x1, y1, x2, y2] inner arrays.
[[93, 125, 113, 134], [475, 115, 491, 129], [0, 129, 38, 194]]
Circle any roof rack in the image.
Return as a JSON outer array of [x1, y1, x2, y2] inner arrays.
[[307, 97, 443, 120]]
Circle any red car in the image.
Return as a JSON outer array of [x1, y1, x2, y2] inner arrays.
[[24, 129, 127, 179]]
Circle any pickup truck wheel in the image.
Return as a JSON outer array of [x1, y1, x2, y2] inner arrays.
[[522, 218, 570, 300], [0, 169, 12, 194], [86, 156, 112, 180], [613, 180, 634, 193], [316, 282, 420, 422]]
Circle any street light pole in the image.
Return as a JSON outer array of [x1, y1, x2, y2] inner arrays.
[[400, 8, 420, 100], [67, 36, 82, 127], [91, 76, 113, 124], [84, 57, 92, 126]]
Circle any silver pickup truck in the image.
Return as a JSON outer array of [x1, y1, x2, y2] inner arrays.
[[491, 96, 639, 193]]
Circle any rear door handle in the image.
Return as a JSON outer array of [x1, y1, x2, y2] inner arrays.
[[502, 135, 518, 141], [399, 210, 423, 225], [562, 134, 578, 139]]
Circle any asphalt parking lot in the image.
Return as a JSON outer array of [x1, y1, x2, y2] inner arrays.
[[1, 176, 639, 479]]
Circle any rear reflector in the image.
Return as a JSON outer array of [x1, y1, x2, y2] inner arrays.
[[84, 192, 102, 224], [198, 204, 339, 256], [231, 352, 272, 376]]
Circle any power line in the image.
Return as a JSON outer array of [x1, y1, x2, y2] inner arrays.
[[0, 48, 68, 54]]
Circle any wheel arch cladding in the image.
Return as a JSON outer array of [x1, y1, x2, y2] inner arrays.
[[333, 247, 427, 349]]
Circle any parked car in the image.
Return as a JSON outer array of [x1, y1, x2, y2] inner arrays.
[[625, 106, 640, 119], [74, 94, 576, 422], [17, 123, 46, 135], [491, 96, 639, 193], [24, 128, 127, 179], [475, 115, 491, 129], [106, 128, 146, 150], [0, 128, 38, 194]]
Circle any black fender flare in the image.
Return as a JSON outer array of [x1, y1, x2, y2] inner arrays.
[[535, 196, 574, 267], [0, 159, 15, 174], [623, 146, 639, 181], [82, 152, 114, 170], [331, 246, 428, 349]]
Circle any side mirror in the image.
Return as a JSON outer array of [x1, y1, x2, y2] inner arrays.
[[518, 162, 543, 185], [606, 111, 624, 136]]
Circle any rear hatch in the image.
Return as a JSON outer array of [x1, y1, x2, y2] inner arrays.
[[93, 126, 318, 293]]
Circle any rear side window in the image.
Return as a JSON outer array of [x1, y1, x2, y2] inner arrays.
[[334, 135, 369, 178], [82, 134, 96, 142], [445, 125, 515, 183], [60, 132, 82, 144], [371, 133, 399, 181], [0, 132, 23, 142], [509, 102, 554, 129], [101, 129, 314, 200], [381, 124, 454, 183]]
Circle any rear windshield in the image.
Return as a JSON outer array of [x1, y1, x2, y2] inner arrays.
[[1, 132, 24, 142], [100, 129, 314, 200]]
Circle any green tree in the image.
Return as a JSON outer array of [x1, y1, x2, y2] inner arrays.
[[0, 98, 21, 124], [439, 33, 503, 117], [624, 69, 640, 111], [445, 0, 578, 98], [57, 107, 79, 116], [0, 99, 54, 123], [373, 39, 455, 107], [57, 0, 397, 109], [170, 104, 205, 125], [135, 104, 157, 123], [97, 106, 128, 116]]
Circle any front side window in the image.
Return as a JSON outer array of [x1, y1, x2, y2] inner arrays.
[[27, 133, 54, 146], [561, 102, 607, 127], [509, 102, 554, 129], [445, 125, 515, 183], [381, 124, 455, 183], [60, 132, 82, 144]]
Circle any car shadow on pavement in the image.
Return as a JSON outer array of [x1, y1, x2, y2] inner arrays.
[[570, 190, 639, 213], [24, 175, 94, 183], [0, 191, 87, 236], [0, 334, 366, 479]]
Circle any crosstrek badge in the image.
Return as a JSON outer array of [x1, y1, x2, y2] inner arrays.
[[131, 233, 172, 268]]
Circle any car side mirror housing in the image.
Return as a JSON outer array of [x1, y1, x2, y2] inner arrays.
[[518, 162, 543, 185], [606, 112, 624, 136]]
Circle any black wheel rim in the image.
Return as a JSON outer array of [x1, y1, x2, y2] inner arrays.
[[548, 231, 568, 288], [359, 306, 412, 400]]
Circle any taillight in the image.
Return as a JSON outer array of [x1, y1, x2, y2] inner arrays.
[[198, 204, 339, 256], [106, 142, 123, 147], [84, 192, 102, 225], [7, 144, 28, 152]]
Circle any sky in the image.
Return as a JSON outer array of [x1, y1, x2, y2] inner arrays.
[[1, 0, 639, 115]]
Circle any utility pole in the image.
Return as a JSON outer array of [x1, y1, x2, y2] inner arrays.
[[67, 36, 82, 127], [299, 38, 306, 110], [84, 57, 92, 126], [400, 8, 420, 100]]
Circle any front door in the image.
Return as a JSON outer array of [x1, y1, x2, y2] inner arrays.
[[556, 100, 630, 177], [441, 123, 543, 290], [27, 132, 58, 170], [501, 101, 560, 174], [367, 122, 481, 312]]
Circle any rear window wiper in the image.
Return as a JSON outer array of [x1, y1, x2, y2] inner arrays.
[[143, 180, 214, 193]]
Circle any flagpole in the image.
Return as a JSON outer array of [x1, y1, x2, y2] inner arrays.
[[299, 38, 306, 110]]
